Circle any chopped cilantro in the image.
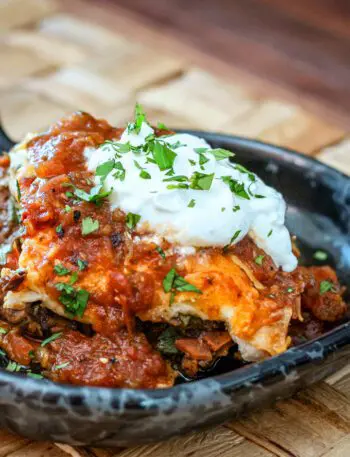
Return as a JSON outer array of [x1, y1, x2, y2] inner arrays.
[[157, 122, 168, 130], [64, 205, 71, 213], [320, 280, 336, 295], [210, 148, 235, 161], [232, 205, 240, 212], [56, 224, 64, 237], [139, 169, 151, 179], [54, 362, 70, 371], [190, 172, 214, 191], [188, 159, 196, 166], [221, 176, 250, 200], [128, 103, 147, 134], [268, 229, 273, 237], [41, 332, 62, 347], [113, 161, 126, 181], [151, 141, 177, 171], [155, 246, 166, 259], [221, 207, 226, 212], [313, 250, 328, 261], [73, 184, 111, 206], [224, 229, 241, 251], [287, 287, 294, 293], [77, 259, 88, 271], [125, 212, 141, 231], [163, 175, 188, 183], [255, 255, 265, 265], [55, 283, 89, 317], [163, 268, 202, 295], [0, 327, 8, 335], [235, 164, 256, 182], [54, 264, 70, 276], [82, 217, 99, 236], [6, 361, 21, 372], [96, 160, 115, 181], [27, 373, 43, 380], [188, 199, 196, 208], [68, 271, 78, 285]]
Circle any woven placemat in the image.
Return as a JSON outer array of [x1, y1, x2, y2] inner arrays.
[[1, 0, 350, 455]]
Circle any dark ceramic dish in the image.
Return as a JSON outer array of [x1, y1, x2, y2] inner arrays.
[[0, 128, 349, 447]]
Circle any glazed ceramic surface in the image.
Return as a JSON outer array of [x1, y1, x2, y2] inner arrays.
[[0, 132, 349, 446]]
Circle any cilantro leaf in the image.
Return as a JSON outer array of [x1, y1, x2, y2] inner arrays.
[[155, 246, 166, 259], [82, 217, 99, 236], [41, 332, 62, 347], [163, 268, 202, 294], [188, 199, 196, 208], [54, 264, 70, 276], [55, 283, 89, 317], [224, 229, 242, 251], [313, 250, 328, 261], [125, 212, 141, 231], [73, 185, 111, 206], [320, 280, 336, 295], [95, 160, 115, 180], [255, 255, 265, 265], [221, 176, 250, 200], [77, 259, 88, 271], [128, 103, 147, 134], [209, 148, 235, 161], [152, 141, 177, 171], [190, 172, 214, 191]]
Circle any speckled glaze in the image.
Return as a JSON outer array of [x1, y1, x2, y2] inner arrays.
[[0, 132, 349, 447]]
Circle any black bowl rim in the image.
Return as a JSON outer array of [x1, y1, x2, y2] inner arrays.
[[0, 132, 349, 408]]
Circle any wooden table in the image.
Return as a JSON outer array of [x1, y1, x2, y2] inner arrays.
[[1, 0, 350, 455]]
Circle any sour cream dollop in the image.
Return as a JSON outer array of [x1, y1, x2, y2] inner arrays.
[[85, 123, 297, 272]]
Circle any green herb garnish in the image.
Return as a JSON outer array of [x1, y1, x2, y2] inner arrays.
[[77, 259, 88, 271], [224, 229, 241, 251], [54, 362, 70, 371], [163, 268, 202, 295], [190, 172, 214, 191], [221, 176, 250, 200], [96, 160, 115, 181], [54, 264, 70, 276], [125, 212, 141, 231], [0, 327, 8, 335], [313, 250, 328, 261], [81, 217, 99, 236], [55, 283, 89, 317], [188, 199, 196, 208], [155, 246, 166, 259], [255, 255, 265, 265], [41, 332, 62, 347], [320, 280, 336, 295]]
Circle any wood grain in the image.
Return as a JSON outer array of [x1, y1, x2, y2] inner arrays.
[[0, 0, 350, 456]]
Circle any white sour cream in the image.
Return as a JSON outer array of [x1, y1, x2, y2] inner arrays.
[[86, 123, 297, 272]]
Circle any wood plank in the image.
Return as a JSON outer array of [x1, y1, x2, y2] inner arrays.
[[229, 383, 350, 457], [114, 426, 274, 457], [318, 138, 350, 175]]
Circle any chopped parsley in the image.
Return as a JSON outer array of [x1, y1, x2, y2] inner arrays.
[[255, 255, 265, 265], [73, 184, 111, 206], [95, 160, 115, 181], [77, 259, 88, 271], [54, 362, 70, 371], [210, 148, 235, 161], [0, 327, 8, 335], [41, 332, 62, 347], [232, 205, 240, 212], [268, 229, 273, 237], [287, 287, 294, 293], [55, 283, 89, 317], [155, 246, 166, 259], [125, 212, 141, 231], [6, 361, 21, 372], [54, 264, 70, 276], [313, 250, 328, 261], [113, 161, 126, 181], [188, 199, 196, 208], [163, 268, 202, 295], [27, 373, 43, 380], [64, 205, 71, 213], [56, 224, 64, 237], [190, 172, 214, 191], [157, 122, 168, 130], [221, 176, 250, 200], [68, 271, 78, 285], [235, 164, 256, 182], [319, 280, 336, 295], [81, 217, 99, 236], [188, 159, 196, 166], [224, 229, 241, 251], [151, 141, 177, 171], [128, 103, 147, 134]]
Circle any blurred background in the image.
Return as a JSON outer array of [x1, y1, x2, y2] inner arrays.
[[1, 0, 350, 173]]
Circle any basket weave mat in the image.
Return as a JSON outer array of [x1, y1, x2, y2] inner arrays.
[[1, 0, 350, 455]]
